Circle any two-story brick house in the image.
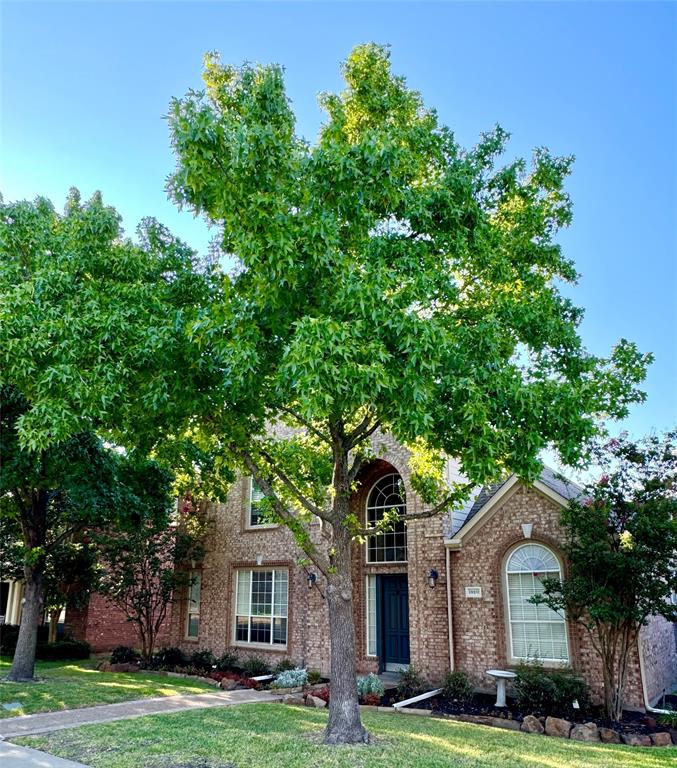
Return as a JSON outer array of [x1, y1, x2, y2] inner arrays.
[[68, 431, 677, 710]]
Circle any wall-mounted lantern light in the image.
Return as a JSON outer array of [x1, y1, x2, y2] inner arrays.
[[307, 572, 317, 589], [521, 523, 534, 539], [427, 569, 439, 588], [255, 553, 264, 566]]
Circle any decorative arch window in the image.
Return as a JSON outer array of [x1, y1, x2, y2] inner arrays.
[[505, 543, 569, 663], [366, 473, 407, 563]]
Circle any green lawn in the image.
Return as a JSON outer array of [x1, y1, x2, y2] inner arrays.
[[19, 703, 677, 768], [0, 657, 214, 718]]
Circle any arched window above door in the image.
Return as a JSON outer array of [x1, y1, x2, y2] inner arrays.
[[366, 473, 407, 563]]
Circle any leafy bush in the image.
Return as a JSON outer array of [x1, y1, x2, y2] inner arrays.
[[152, 646, 187, 669], [357, 673, 385, 699], [396, 666, 428, 701], [513, 660, 590, 717], [241, 656, 271, 677], [442, 670, 474, 703], [658, 710, 677, 728], [0, 624, 49, 655], [110, 646, 139, 664], [274, 658, 297, 673], [36, 639, 90, 660], [189, 649, 216, 671], [307, 669, 323, 685], [271, 668, 308, 689], [215, 649, 240, 672]]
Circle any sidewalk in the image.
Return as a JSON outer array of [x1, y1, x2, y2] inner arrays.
[[0, 689, 280, 739], [0, 742, 90, 768]]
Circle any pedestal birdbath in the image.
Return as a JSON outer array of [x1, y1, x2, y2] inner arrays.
[[486, 669, 517, 708]]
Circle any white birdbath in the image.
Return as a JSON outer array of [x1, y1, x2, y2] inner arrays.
[[486, 669, 517, 708]]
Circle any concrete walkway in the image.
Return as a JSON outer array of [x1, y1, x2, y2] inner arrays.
[[0, 689, 280, 739], [0, 742, 90, 768]]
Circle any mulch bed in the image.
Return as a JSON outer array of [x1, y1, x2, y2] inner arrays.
[[394, 691, 674, 737]]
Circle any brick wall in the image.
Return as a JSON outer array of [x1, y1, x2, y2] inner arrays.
[[65, 593, 171, 653], [639, 610, 677, 705], [448, 483, 645, 709]]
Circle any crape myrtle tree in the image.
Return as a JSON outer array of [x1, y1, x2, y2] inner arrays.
[[0, 192, 225, 681], [534, 431, 677, 721], [96, 499, 208, 662], [167, 44, 650, 744], [0, 386, 175, 680]]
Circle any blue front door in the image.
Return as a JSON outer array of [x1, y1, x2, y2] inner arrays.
[[381, 574, 410, 669]]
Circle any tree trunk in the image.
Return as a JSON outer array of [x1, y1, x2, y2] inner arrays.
[[324, 430, 368, 745], [48, 608, 61, 643], [7, 563, 44, 681]]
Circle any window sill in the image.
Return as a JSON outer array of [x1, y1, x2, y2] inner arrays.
[[233, 641, 287, 652]]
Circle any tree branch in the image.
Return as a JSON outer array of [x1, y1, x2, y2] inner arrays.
[[278, 406, 331, 444], [347, 416, 380, 449]]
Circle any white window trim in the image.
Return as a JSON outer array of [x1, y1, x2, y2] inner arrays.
[[365, 575, 377, 657], [365, 473, 408, 564], [246, 476, 278, 530], [505, 543, 569, 664], [233, 568, 288, 649], [185, 569, 201, 640]]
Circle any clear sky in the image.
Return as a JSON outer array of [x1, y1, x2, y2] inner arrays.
[[2, 1, 675, 443]]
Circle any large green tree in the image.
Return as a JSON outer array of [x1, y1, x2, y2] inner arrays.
[[170, 44, 648, 743], [0, 191, 223, 680], [0, 386, 175, 681], [535, 431, 677, 721]]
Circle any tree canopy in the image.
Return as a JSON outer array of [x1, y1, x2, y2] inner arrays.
[[166, 43, 651, 743]]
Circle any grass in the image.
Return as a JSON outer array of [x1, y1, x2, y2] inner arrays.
[[0, 657, 214, 718], [19, 703, 677, 768]]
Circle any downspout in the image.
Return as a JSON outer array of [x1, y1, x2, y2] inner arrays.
[[446, 546, 454, 671], [637, 631, 672, 715]]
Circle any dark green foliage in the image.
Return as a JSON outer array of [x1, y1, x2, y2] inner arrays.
[[153, 647, 187, 669], [189, 649, 216, 671], [215, 650, 240, 672], [110, 646, 140, 665], [274, 658, 297, 673], [0, 625, 49, 655], [35, 639, 90, 661], [657, 710, 677, 729], [307, 669, 323, 685], [241, 656, 272, 677], [442, 670, 475, 704], [513, 660, 589, 718], [396, 666, 428, 701]]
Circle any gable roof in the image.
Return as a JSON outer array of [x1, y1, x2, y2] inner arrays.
[[443, 466, 584, 545]]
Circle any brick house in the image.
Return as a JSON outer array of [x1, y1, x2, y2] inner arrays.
[[68, 431, 677, 709]]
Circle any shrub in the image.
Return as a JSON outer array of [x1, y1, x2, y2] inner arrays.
[[442, 670, 474, 703], [513, 660, 589, 717], [396, 666, 428, 701], [1, 624, 49, 655], [189, 649, 216, 671], [241, 656, 271, 677], [152, 646, 187, 670], [658, 710, 677, 729], [215, 649, 240, 672], [274, 658, 297, 673], [35, 639, 90, 660], [357, 673, 385, 700], [110, 646, 139, 665], [307, 669, 323, 685], [271, 668, 308, 689]]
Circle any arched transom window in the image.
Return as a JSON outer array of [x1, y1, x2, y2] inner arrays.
[[506, 543, 569, 663], [366, 473, 407, 563]]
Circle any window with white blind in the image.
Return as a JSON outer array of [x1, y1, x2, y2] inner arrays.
[[234, 569, 288, 646], [506, 543, 569, 663], [186, 570, 201, 639]]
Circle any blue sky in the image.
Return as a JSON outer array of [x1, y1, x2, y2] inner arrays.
[[2, 1, 675, 443]]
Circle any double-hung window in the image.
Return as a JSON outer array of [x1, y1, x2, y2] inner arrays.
[[248, 478, 275, 528], [235, 569, 288, 646]]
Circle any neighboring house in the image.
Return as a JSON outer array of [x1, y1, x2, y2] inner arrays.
[[67, 431, 677, 709]]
